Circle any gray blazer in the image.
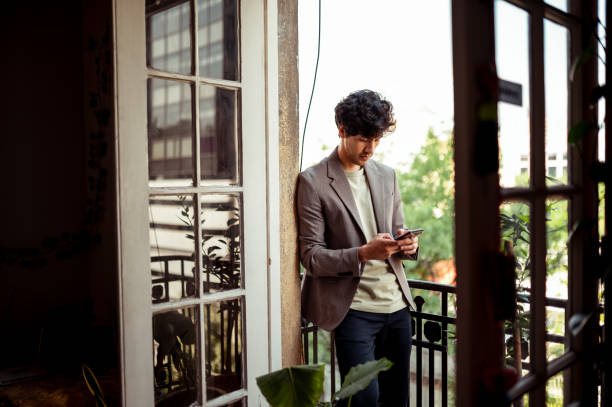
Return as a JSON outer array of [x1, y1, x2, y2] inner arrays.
[[297, 148, 417, 331]]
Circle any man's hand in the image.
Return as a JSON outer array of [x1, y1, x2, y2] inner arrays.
[[358, 233, 399, 262], [395, 229, 419, 256]]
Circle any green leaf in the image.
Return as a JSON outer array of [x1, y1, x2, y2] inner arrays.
[[82, 364, 107, 407], [333, 358, 393, 401], [567, 219, 591, 244], [568, 121, 594, 144], [256, 364, 325, 407], [177, 216, 191, 226], [226, 224, 241, 239], [569, 45, 594, 82], [569, 313, 592, 337], [478, 102, 498, 122], [207, 245, 221, 255]]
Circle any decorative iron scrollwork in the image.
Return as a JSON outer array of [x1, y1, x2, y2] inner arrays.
[[424, 321, 442, 343], [152, 285, 164, 300]]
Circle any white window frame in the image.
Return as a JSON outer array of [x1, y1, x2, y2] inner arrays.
[[112, 0, 281, 405]]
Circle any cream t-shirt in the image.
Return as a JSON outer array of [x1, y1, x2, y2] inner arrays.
[[344, 167, 407, 313]]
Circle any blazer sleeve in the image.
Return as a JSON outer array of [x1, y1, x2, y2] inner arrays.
[[391, 170, 418, 261], [297, 173, 364, 278]]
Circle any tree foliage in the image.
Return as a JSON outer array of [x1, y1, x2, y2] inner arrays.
[[397, 128, 454, 276]]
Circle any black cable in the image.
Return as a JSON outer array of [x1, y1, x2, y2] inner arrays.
[[299, 0, 322, 172]]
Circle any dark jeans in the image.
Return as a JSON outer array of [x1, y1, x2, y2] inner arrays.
[[334, 307, 412, 407]]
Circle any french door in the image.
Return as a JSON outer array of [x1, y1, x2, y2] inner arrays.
[[453, 0, 604, 406], [113, 0, 280, 405]]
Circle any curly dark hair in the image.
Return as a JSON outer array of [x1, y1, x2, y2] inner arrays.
[[334, 90, 396, 139]]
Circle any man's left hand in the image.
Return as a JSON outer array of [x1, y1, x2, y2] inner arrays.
[[395, 229, 419, 256]]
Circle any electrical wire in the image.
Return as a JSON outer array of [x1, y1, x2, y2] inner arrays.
[[299, 0, 322, 172]]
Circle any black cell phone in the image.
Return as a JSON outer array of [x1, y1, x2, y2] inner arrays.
[[394, 228, 424, 240]]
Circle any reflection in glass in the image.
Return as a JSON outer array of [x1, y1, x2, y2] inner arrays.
[[204, 299, 244, 401], [200, 194, 242, 293], [150, 195, 196, 303], [146, 0, 192, 74], [544, 20, 569, 186], [153, 307, 199, 406], [495, 1, 531, 188], [547, 372, 564, 405], [199, 85, 240, 184], [598, 0, 606, 240], [148, 78, 194, 186], [597, 0, 606, 164], [545, 199, 568, 361], [198, 0, 239, 81], [500, 201, 531, 376]]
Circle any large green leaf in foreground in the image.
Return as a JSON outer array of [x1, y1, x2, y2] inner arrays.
[[333, 358, 393, 401], [256, 364, 325, 407]]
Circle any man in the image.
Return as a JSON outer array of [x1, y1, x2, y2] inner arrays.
[[297, 90, 419, 406]]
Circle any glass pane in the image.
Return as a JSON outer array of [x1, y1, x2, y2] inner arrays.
[[546, 199, 568, 361], [204, 298, 244, 400], [544, 0, 568, 12], [547, 372, 564, 405], [199, 85, 240, 184], [500, 201, 531, 377], [495, 1, 531, 188], [597, 0, 606, 239], [148, 78, 194, 187], [150, 195, 197, 303], [198, 0, 239, 81], [598, 0, 606, 163], [146, 0, 192, 74], [544, 20, 569, 186], [153, 307, 199, 406], [201, 194, 242, 293]]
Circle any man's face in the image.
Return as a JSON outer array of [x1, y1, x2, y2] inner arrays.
[[339, 129, 382, 169]]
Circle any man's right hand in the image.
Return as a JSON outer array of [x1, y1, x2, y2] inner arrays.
[[358, 233, 400, 263]]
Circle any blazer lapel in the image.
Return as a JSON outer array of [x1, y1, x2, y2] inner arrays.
[[327, 149, 366, 239], [364, 161, 386, 235]]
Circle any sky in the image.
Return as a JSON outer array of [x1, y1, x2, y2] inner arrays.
[[297, 0, 606, 183], [298, 0, 454, 171]]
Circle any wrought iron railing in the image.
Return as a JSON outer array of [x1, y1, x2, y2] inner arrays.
[[151, 256, 573, 405], [150, 255, 242, 403], [302, 279, 571, 407], [302, 279, 457, 406], [151, 254, 195, 303]]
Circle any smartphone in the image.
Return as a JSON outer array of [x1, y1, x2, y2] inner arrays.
[[394, 228, 424, 240]]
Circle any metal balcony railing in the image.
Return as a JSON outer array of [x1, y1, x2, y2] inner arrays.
[[302, 279, 457, 407], [150, 256, 572, 406], [302, 279, 570, 407]]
